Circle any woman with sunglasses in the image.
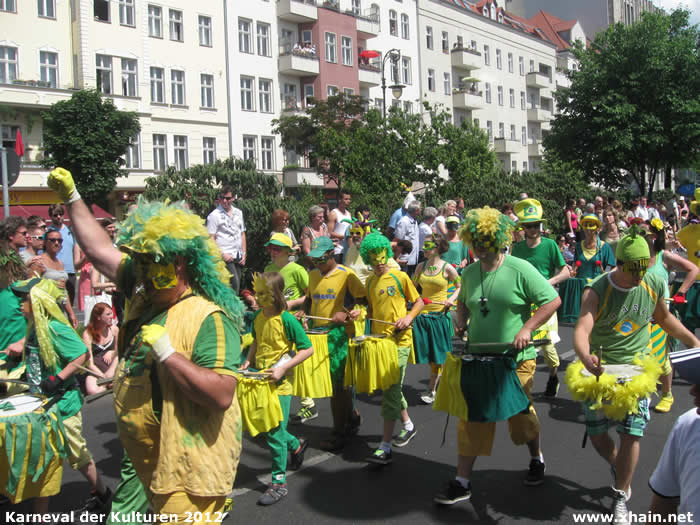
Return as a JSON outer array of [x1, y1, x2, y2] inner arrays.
[[39, 229, 78, 328]]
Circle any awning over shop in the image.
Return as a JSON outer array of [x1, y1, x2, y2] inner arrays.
[[1, 204, 114, 220]]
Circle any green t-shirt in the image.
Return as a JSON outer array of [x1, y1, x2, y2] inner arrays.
[[0, 287, 27, 371], [264, 262, 309, 305], [458, 255, 558, 361], [443, 241, 470, 267], [587, 271, 665, 364], [574, 240, 617, 281], [511, 237, 565, 280]]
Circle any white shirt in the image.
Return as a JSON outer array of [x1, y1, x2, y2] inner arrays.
[[395, 214, 420, 266], [331, 207, 352, 255], [206, 205, 246, 258], [418, 221, 434, 253], [634, 205, 650, 221]]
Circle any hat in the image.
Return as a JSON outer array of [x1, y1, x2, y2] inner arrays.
[[514, 199, 544, 224], [446, 216, 460, 224], [265, 233, 294, 250], [580, 213, 602, 230], [10, 277, 41, 295], [308, 236, 335, 258], [679, 196, 685, 201], [615, 228, 650, 262]]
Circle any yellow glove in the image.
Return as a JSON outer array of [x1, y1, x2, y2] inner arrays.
[[141, 324, 175, 362], [48, 167, 81, 203]]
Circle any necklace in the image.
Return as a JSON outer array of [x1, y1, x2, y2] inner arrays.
[[478, 255, 503, 317]]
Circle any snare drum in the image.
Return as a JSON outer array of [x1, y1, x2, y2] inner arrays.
[[235, 375, 283, 437], [293, 331, 333, 399], [344, 335, 399, 394], [0, 394, 66, 503]]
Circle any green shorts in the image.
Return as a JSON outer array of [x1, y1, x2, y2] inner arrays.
[[582, 397, 650, 437]]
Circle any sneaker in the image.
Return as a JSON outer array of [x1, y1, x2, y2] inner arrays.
[[291, 406, 318, 424], [612, 487, 630, 524], [544, 375, 559, 398], [523, 459, 546, 486], [76, 487, 113, 513], [433, 479, 472, 505], [654, 393, 674, 413], [257, 484, 288, 506], [221, 497, 233, 520], [289, 438, 309, 471], [420, 391, 436, 404], [392, 427, 417, 448], [345, 410, 362, 436], [320, 433, 345, 452], [365, 448, 392, 465]]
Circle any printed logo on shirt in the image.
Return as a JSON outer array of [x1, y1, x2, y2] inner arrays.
[[387, 286, 396, 297], [613, 319, 640, 336]]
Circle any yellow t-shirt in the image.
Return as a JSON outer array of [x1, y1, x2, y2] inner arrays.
[[413, 262, 450, 312], [308, 264, 366, 325], [677, 224, 700, 281], [366, 269, 420, 347]]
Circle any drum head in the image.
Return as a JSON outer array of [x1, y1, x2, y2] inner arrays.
[[580, 364, 643, 382], [0, 394, 44, 416], [305, 328, 330, 335], [352, 334, 388, 343]]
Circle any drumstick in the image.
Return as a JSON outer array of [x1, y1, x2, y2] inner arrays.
[[367, 318, 397, 326], [303, 314, 335, 322], [85, 389, 113, 403], [596, 346, 603, 383], [465, 339, 551, 348], [422, 297, 447, 305], [664, 297, 688, 304], [96, 376, 115, 386], [0, 378, 30, 386], [74, 363, 105, 379]]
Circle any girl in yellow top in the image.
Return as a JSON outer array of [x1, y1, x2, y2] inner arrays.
[[240, 272, 314, 506], [412, 237, 461, 404]]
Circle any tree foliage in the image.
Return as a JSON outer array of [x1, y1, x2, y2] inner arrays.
[[40, 89, 140, 207], [544, 9, 700, 198]]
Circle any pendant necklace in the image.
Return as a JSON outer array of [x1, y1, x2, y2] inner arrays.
[[479, 255, 503, 317]]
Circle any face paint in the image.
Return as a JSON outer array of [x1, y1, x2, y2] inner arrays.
[[369, 249, 388, 266], [253, 273, 275, 308], [622, 259, 649, 278], [422, 241, 437, 252], [582, 221, 599, 231], [146, 262, 178, 290], [472, 237, 497, 253]]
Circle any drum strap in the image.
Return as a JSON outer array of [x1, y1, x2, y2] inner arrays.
[[594, 283, 614, 322]]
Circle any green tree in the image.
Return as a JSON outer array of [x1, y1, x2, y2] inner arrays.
[[545, 9, 700, 198], [40, 89, 140, 206]]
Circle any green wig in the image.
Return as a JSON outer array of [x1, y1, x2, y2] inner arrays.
[[459, 206, 515, 252], [360, 232, 394, 265], [116, 197, 244, 328]]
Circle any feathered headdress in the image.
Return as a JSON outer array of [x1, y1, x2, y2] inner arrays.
[[342, 211, 376, 237], [458, 206, 515, 252]]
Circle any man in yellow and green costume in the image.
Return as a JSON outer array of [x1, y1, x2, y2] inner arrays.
[[47, 168, 245, 524]]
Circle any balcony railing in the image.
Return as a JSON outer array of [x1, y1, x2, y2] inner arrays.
[[451, 45, 481, 56]]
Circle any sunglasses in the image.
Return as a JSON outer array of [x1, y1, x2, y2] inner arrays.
[[16, 230, 28, 236], [46, 238, 63, 244], [311, 255, 331, 264], [52, 213, 64, 217], [523, 224, 540, 229], [221, 196, 234, 201], [28, 235, 43, 240]]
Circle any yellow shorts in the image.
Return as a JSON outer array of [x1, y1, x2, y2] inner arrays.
[[62, 411, 93, 470], [150, 491, 227, 524]]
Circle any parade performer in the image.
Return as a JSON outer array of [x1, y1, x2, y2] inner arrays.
[[240, 272, 313, 506], [411, 236, 460, 404], [360, 233, 424, 465], [344, 217, 399, 286], [511, 199, 570, 398], [571, 227, 700, 524], [674, 189, 700, 332], [47, 167, 244, 523], [434, 207, 560, 506], [0, 237, 28, 395], [303, 236, 366, 451]]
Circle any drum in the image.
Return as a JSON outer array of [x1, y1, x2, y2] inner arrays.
[[344, 335, 399, 394], [433, 353, 469, 420], [0, 394, 66, 503], [565, 355, 662, 421], [235, 373, 283, 437], [558, 277, 586, 323], [292, 330, 333, 399]]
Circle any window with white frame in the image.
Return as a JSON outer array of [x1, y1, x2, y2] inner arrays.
[[507, 52, 513, 73], [519, 56, 524, 75], [343, 87, 354, 96], [496, 49, 502, 69], [199, 16, 212, 47], [169, 9, 183, 42], [341, 36, 352, 66], [119, 0, 134, 26], [403, 101, 412, 114], [473, 118, 479, 128], [523, 161, 528, 171], [510, 124, 516, 140], [389, 10, 397, 36], [173, 135, 188, 170], [511, 160, 517, 172], [521, 126, 526, 146], [150, 67, 164, 103], [325, 33, 336, 63], [242, 135, 256, 164], [0, 0, 16, 12], [374, 98, 383, 112], [40, 51, 58, 88], [203, 137, 216, 165], [125, 133, 140, 168], [441, 31, 448, 53], [200, 73, 214, 108], [304, 84, 314, 106], [400, 13, 409, 39], [497, 85, 503, 106], [95, 54, 112, 94], [152, 134, 167, 171], [258, 78, 272, 112], [486, 121, 492, 141], [94, 0, 109, 21], [457, 35, 463, 48], [257, 23, 270, 56], [484, 82, 491, 103], [509, 88, 515, 108], [148, 5, 162, 37], [520, 91, 525, 110], [427, 69, 435, 91], [498, 122, 504, 138], [426, 26, 433, 49], [327, 85, 338, 97], [240, 76, 253, 110], [351, 0, 361, 15], [238, 18, 251, 53], [38, 0, 55, 18], [401, 56, 411, 85], [261, 136, 274, 170], [301, 30, 312, 46], [121, 58, 137, 96], [529, 59, 534, 72], [443, 72, 450, 95], [171, 69, 185, 105], [483, 44, 490, 65]]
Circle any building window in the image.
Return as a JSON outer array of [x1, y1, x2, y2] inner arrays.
[[498, 122, 504, 138], [341, 36, 352, 66], [521, 126, 527, 146], [486, 121, 492, 141], [258, 78, 272, 113], [94, 0, 109, 22], [257, 22, 270, 56], [523, 161, 528, 171], [441, 31, 448, 53], [403, 101, 412, 114], [203, 137, 216, 165], [199, 16, 212, 47], [519, 56, 524, 75], [496, 48, 502, 69], [508, 52, 513, 73], [325, 32, 336, 63], [401, 56, 411, 85], [148, 5, 162, 37], [152, 134, 167, 171], [39, 51, 58, 88], [150, 67, 164, 103], [238, 18, 252, 53], [200, 73, 214, 108], [374, 98, 383, 112], [119, 0, 134, 26], [426, 26, 433, 49], [509, 88, 515, 108], [304, 84, 314, 106], [529, 59, 535, 72], [400, 13, 409, 39], [242, 135, 256, 165], [484, 82, 491, 103], [520, 91, 526, 110], [121, 58, 137, 96], [169, 9, 183, 42], [473, 118, 479, 128], [171, 69, 185, 105], [0, 46, 18, 84], [240, 76, 253, 110], [261, 137, 274, 170], [343, 88, 354, 97], [457, 35, 463, 48], [0, 0, 16, 13], [510, 124, 516, 140], [483, 44, 490, 65], [497, 85, 503, 106], [427, 69, 435, 92], [125, 133, 140, 168], [327, 85, 339, 97], [351, 0, 361, 15], [388, 10, 397, 36], [38, 0, 55, 18], [443, 72, 450, 95], [173, 135, 188, 170], [95, 54, 112, 94]]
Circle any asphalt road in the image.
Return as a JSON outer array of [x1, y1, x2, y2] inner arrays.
[[6, 325, 696, 524]]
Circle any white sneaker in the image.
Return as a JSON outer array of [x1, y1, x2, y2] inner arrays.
[[612, 488, 630, 524], [420, 391, 435, 404]]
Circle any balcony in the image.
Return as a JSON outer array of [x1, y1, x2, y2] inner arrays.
[[356, 8, 379, 38], [494, 138, 521, 154], [528, 140, 544, 157], [283, 167, 324, 187], [450, 47, 481, 71], [527, 107, 552, 122], [358, 63, 381, 87], [279, 42, 320, 76], [526, 71, 550, 88], [452, 88, 484, 110], [277, 0, 318, 23], [280, 96, 310, 117]]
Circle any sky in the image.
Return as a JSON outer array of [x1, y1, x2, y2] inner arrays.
[[654, 0, 700, 24]]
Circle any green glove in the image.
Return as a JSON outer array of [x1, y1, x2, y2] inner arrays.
[[141, 324, 175, 363], [48, 167, 81, 203]]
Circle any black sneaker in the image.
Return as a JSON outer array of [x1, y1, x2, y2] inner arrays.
[[433, 479, 472, 505], [76, 487, 113, 513], [365, 448, 392, 465], [523, 459, 545, 486], [257, 484, 288, 506], [291, 406, 318, 424], [544, 375, 559, 397], [289, 438, 309, 471], [392, 427, 417, 448]]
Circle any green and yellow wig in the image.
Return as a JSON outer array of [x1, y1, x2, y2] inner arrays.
[[359, 232, 394, 265], [459, 206, 515, 252]]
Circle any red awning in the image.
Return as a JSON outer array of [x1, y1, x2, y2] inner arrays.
[[1, 204, 114, 220]]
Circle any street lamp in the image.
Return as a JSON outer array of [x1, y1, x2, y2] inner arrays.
[[360, 48, 405, 119]]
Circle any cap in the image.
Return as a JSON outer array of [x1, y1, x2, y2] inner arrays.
[[308, 236, 335, 258], [679, 196, 685, 201], [514, 198, 544, 224], [10, 277, 41, 295], [616, 230, 650, 262], [446, 216, 460, 224], [265, 233, 294, 250], [580, 213, 602, 230]]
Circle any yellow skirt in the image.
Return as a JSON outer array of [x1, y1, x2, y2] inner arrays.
[[293, 333, 333, 399], [235, 376, 283, 437], [433, 353, 469, 421], [344, 337, 399, 394]]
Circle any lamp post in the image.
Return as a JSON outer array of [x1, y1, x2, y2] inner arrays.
[[380, 48, 405, 119]]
